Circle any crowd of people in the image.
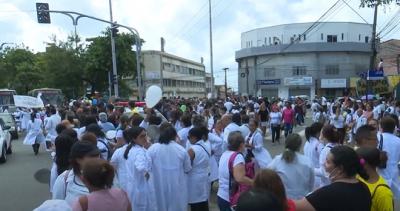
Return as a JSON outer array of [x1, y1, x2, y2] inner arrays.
[[21, 95, 398, 211]]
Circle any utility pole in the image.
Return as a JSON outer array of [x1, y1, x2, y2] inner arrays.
[[208, 0, 214, 98], [223, 67, 228, 99], [109, 0, 119, 98], [367, 2, 379, 101]]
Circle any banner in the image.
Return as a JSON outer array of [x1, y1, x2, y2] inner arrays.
[[13, 95, 45, 108], [356, 79, 391, 96]]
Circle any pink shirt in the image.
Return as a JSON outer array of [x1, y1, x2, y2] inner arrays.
[[72, 188, 130, 211], [282, 108, 295, 124]]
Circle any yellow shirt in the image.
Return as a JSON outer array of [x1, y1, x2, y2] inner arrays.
[[358, 175, 393, 211]]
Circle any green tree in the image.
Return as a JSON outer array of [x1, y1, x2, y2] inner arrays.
[[84, 29, 141, 97], [35, 35, 85, 99], [360, 0, 400, 7], [0, 47, 41, 93]]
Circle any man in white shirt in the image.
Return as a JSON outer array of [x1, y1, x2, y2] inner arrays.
[[224, 99, 233, 113], [378, 116, 400, 198], [372, 100, 382, 120], [221, 114, 241, 147], [238, 115, 250, 139]]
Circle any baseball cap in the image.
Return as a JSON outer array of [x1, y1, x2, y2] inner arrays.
[[70, 141, 100, 159]]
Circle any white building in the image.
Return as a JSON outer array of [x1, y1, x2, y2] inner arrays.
[[236, 22, 372, 99], [141, 50, 207, 98]]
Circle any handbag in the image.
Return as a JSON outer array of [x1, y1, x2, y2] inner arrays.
[[228, 152, 254, 207]]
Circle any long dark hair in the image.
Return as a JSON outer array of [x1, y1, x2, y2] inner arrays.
[[55, 135, 75, 175], [159, 122, 177, 144], [123, 127, 145, 159], [305, 122, 323, 141], [188, 126, 208, 143], [331, 145, 369, 180]]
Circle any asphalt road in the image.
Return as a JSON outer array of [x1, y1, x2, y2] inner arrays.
[[0, 135, 52, 211]]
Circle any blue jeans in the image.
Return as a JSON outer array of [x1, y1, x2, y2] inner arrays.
[[218, 196, 231, 211], [284, 123, 293, 138]]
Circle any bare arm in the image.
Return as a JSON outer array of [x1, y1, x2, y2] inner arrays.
[[233, 163, 253, 186], [295, 198, 316, 211]]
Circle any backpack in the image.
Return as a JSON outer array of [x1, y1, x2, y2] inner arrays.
[[98, 138, 112, 161]]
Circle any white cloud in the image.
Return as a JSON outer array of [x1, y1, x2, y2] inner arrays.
[[2, 0, 400, 90]]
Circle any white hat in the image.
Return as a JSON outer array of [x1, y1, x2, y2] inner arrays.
[[33, 200, 72, 211]]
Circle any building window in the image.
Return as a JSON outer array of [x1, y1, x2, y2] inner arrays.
[[341, 33, 344, 40], [264, 67, 275, 77], [303, 34, 306, 41], [264, 37, 267, 45], [325, 65, 339, 75], [321, 33, 323, 40], [292, 66, 307, 76], [359, 34, 361, 41], [327, 35, 337, 43], [269, 37, 271, 45], [365, 36, 369, 43]]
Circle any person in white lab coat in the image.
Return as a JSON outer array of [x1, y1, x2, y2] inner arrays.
[[245, 119, 272, 169], [314, 125, 340, 187], [124, 127, 157, 211], [177, 114, 192, 148], [20, 108, 32, 132], [109, 139, 130, 194], [23, 111, 45, 155], [267, 133, 314, 200], [187, 126, 211, 211], [378, 116, 400, 198], [52, 141, 101, 205], [45, 107, 61, 150], [221, 114, 241, 149], [147, 123, 191, 211], [303, 122, 324, 188], [85, 123, 111, 161]]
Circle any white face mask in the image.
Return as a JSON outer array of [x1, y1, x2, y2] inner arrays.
[[325, 167, 340, 181]]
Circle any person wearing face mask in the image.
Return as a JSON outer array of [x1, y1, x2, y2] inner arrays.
[[244, 118, 272, 169], [314, 125, 340, 187], [295, 145, 372, 211]]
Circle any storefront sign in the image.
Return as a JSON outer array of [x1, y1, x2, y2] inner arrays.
[[321, 79, 346, 88], [284, 77, 312, 86], [145, 71, 160, 79], [356, 79, 391, 96], [256, 79, 281, 85]]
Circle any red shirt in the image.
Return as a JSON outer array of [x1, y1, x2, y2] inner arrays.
[[282, 108, 295, 124]]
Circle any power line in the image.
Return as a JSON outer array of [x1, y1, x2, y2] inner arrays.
[[341, 0, 369, 24]]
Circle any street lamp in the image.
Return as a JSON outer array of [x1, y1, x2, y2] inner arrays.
[[223, 67, 229, 99]]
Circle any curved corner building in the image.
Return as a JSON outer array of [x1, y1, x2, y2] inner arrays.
[[235, 22, 372, 99]]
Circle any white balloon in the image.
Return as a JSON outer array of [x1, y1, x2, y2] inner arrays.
[[145, 85, 162, 108], [207, 93, 212, 99]]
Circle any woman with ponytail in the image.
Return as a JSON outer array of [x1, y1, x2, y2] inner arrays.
[[72, 158, 131, 211], [267, 133, 314, 200], [296, 146, 372, 211], [109, 127, 136, 193], [356, 147, 394, 211], [124, 127, 157, 211]]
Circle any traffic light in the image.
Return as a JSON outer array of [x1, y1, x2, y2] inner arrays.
[[111, 24, 119, 37], [36, 3, 51, 24]]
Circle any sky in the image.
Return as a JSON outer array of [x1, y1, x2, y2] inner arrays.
[[1, 0, 400, 92]]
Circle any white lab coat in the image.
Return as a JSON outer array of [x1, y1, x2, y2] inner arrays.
[[20, 110, 31, 131], [314, 142, 338, 187], [208, 132, 223, 182], [52, 170, 89, 205], [23, 118, 45, 145], [147, 142, 192, 211], [267, 153, 314, 200], [303, 137, 323, 188], [187, 140, 211, 203], [239, 124, 251, 139], [110, 145, 129, 193], [178, 126, 191, 149], [45, 114, 61, 142], [126, 145, 157, 211], [378, 132, 400, 198], [245, 131, 272, 168]]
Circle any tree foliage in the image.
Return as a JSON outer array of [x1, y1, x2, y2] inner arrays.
[[360, 0, 400, 7], [0, 28, 141, 99]]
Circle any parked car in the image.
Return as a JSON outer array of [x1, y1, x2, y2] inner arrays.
[[0, 124, 12, 163], [0, 112, 18, 140]]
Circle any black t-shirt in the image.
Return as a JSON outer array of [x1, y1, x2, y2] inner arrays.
[[306, 182, 371, 211], [259, 110, 269, 122]]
